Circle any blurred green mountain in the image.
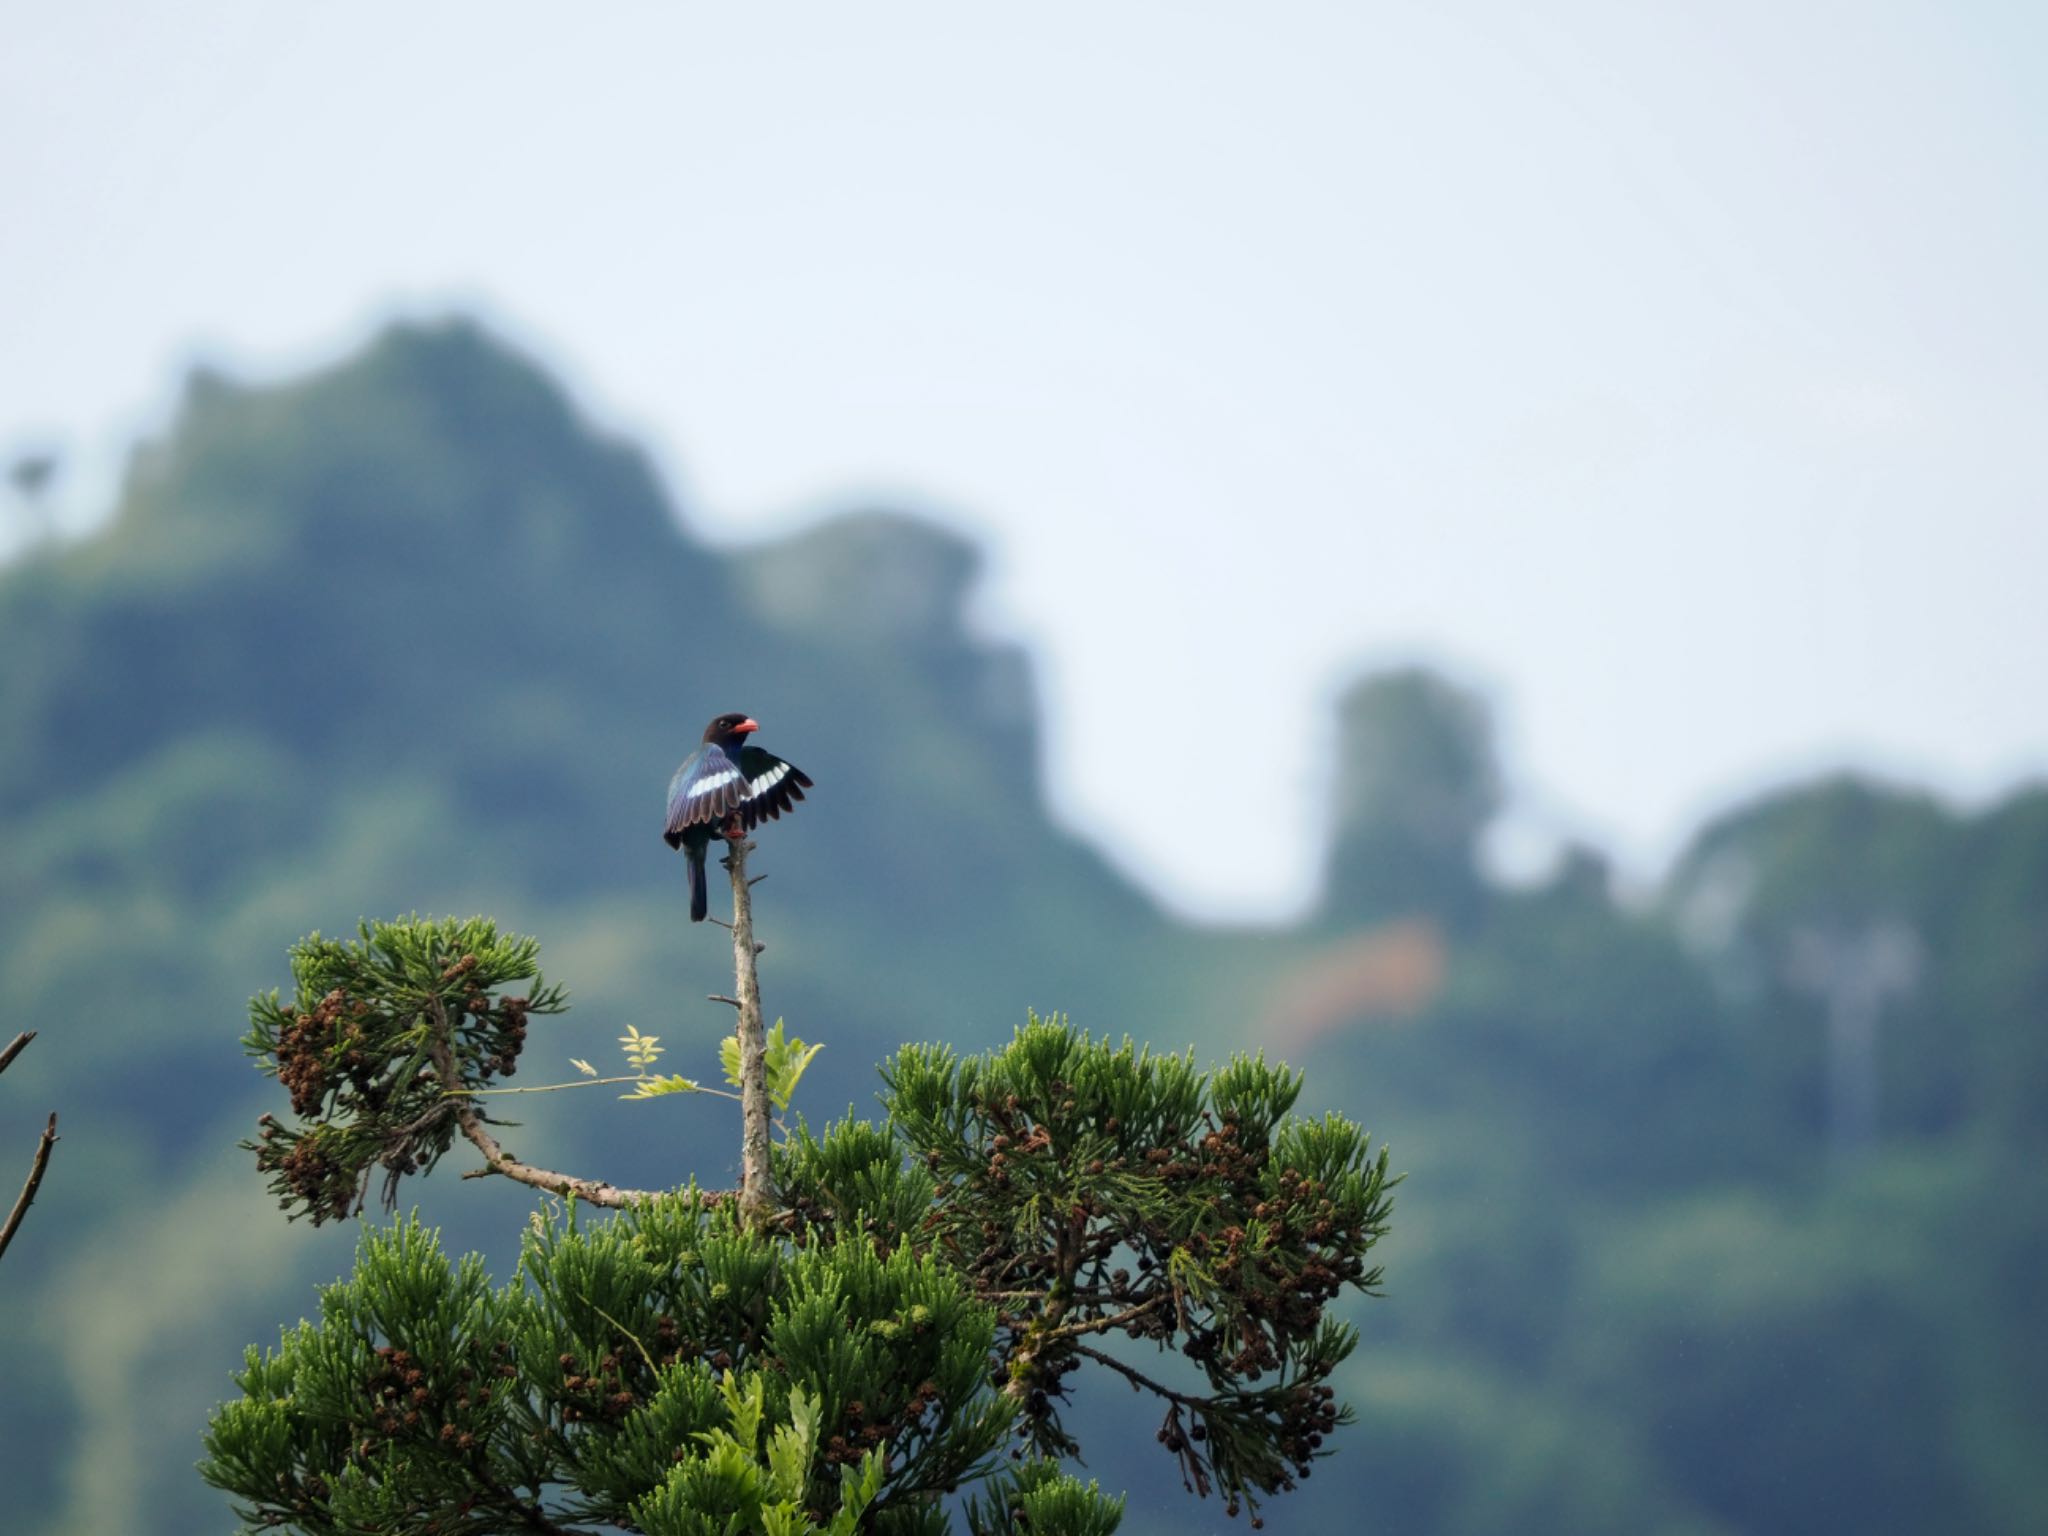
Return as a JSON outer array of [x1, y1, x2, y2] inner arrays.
[[1, 321, 2042, 1535]]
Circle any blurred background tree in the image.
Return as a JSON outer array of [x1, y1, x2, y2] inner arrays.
[[1320, 670, 1498, 933], [2, 323, 2044, 1535], [5, 449, 59, 547]]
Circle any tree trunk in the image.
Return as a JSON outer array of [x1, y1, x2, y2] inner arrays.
[[725, 839, 776, 1227]]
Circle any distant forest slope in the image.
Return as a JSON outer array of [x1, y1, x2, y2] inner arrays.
[[1, 322, 2042, 1536]]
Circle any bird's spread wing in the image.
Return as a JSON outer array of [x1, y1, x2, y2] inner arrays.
[[736, 746, 813, 830], [664, 743, 748, 845]]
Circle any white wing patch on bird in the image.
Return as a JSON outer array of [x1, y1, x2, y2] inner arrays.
[[688, 768, 741, 800], [670, 740, 811, 845]]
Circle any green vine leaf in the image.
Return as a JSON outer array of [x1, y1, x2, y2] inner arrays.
[[619, 1025, 664, 1072], [720, 1019, 823, 1112], [620, 1073, 703, 1101]]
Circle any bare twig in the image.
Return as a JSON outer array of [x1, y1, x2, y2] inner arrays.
[[1, 1032, 57, 1265], [447, 1103, 723, 1206], [708, 994, 742, 1009], [1072, 1342, 1226, 1499], [458, 1076, 742, 1104], [423, 1005, 712, 1209], [1, 1112, 57, 1265], [1072, 1343, 1206, 1409], [723, 838, 776, 1228], [459, 1074, 641, 1096], [1040, 1294, 1168, 1345]]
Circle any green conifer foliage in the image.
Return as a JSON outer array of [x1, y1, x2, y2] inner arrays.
[[200, 1205, 1101, 1534], [867, 1020, 1394, 1518], [242, 917, 565, 1223], [208, 919, 1391, 1532]]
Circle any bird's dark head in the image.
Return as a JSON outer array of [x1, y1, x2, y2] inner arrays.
[[703, 712, 760, 745]]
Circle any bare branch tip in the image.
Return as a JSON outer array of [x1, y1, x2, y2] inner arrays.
[[0, 1031, 35, 1077], [0, 1091, 57, 1264]]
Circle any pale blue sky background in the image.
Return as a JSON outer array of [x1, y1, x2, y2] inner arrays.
[[4, 2, 2044, 917]]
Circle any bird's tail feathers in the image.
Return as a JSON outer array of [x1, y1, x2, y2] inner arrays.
[[688, 847, 709, 923]]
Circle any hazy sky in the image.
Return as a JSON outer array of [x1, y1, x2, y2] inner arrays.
[[5, 2, 2045, 918]]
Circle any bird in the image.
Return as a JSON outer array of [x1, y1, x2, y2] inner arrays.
[[664, 713, 813, 921]]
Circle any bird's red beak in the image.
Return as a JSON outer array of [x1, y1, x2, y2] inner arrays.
[[735, 717, 760, 735]]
